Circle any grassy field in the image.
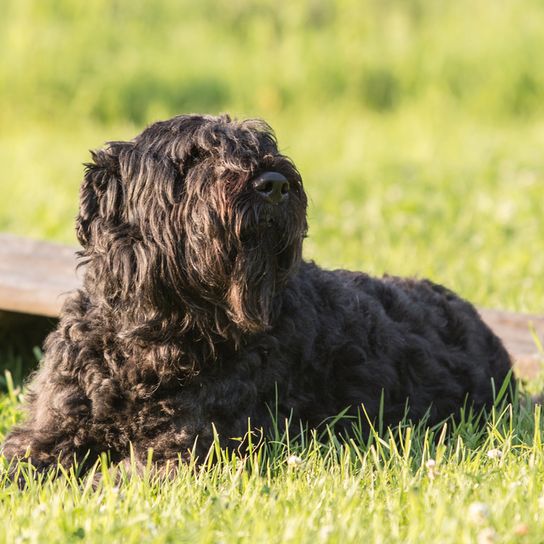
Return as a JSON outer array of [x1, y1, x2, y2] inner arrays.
[[1, 0, 544, 542], [2, 385, 544, 543]]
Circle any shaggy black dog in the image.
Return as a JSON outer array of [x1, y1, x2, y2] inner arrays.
[[2, 114, 512, 475]]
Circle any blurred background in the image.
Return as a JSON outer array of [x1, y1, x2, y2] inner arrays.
[[1, 0, 543, 312]]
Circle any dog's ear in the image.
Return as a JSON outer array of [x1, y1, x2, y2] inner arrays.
[[76, 145, 125, 248], [77, 142, 188, 307]]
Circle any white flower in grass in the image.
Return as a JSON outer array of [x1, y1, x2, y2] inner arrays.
[[319, 525, 334, 539], [287, 455, 303, 468], [477, 527, 496, 544], [425, 458, 436, 469], [486, 449, 503, 460], [468, 502, 490, 525], [425, 458, 438, 479]]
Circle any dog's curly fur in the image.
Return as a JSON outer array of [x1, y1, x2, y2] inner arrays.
[[2, 114, 513, 474]]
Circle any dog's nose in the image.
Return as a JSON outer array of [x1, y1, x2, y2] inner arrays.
[[252, 172, 290, 205]]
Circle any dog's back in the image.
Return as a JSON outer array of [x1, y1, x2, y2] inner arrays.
[[276, 262, 513, 429]]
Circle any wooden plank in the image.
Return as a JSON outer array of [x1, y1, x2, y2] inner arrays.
[[0, 233, 542, 377], [0, 233, 80, 317], [479, 309, 544, 380]]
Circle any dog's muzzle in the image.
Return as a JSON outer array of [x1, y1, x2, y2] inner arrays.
[[252, 172, 290, 205]]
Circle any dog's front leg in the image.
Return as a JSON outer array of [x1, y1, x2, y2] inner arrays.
[[1, 358, 97, 481]]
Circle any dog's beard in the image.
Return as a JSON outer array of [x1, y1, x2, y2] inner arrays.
[[226, 228, 301, 333], [215, 193, 305, 333], [180, 198, 304, 338]]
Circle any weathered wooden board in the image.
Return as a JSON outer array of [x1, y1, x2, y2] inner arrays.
[[479, 309, 544, 380], [0, 233, 542, 377], [0, 233, 80, 317]]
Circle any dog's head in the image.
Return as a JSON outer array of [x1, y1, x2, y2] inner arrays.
[[77, 114, 307, 336]]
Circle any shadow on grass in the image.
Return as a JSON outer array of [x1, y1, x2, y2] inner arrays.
[[0, 311, 56, 388]]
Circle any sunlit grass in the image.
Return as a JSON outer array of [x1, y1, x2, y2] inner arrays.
[[1, 372, 544, 543]]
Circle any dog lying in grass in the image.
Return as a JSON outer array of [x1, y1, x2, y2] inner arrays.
[[2, 114, 513, 477]]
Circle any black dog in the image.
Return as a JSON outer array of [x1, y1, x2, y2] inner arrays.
[[2, 114, 512, 474]]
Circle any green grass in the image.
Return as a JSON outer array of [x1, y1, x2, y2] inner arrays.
[[2, 375, 544, 543], [2, 0, 544, 542], [1, 0, 544, 311]]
